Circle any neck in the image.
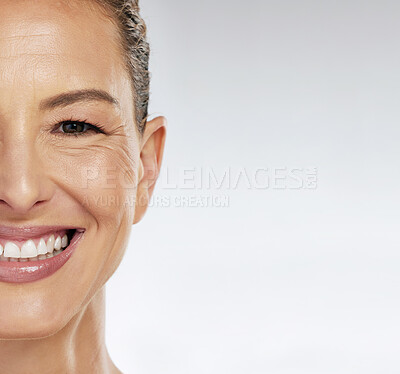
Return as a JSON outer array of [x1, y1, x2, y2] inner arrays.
[[0, 287, 120, 374]]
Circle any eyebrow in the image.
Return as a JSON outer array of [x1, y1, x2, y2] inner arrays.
[[39, 89, 119, 110]]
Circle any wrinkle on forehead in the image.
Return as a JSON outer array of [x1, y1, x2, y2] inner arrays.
[[0, 1, 121, 57], [0, 0, 109, 24], [0, 0, 134, 121]]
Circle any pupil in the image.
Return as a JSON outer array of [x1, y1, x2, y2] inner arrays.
[[63, 122, 84, 133]]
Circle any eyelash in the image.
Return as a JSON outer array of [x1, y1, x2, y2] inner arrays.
[[52, 118, 107, 137]]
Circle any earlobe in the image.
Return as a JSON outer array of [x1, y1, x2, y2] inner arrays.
[[133, 116, 167, 224]]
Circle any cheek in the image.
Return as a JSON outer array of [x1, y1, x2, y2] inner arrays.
[[44, 135, 140, 291], [44, 135, 140, 231]]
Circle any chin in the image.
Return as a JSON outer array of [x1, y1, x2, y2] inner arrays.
[[0, 308, 70, 340]]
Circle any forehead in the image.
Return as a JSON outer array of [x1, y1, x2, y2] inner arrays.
[[0, 0, 131, 107]]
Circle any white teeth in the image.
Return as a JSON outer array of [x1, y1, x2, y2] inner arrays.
[[37, 238, 47, 255], [0, 231, 70, 261], [21, 240, 38, 258], [54, 236, 62, 251], [47, 235, 55, 253], [61, 235, 68, 248], [4, 242, 20, 258]]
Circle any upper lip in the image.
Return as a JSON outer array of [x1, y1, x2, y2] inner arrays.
[[0, 225, 82, 241]]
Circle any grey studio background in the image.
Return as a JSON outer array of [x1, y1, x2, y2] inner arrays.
[[106, 1, 400, 373]]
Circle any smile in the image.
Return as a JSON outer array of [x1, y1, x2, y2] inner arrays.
[[0, 226, 85, 283], [0, 230, 74, 261]]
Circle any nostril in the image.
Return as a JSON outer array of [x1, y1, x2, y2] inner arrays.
[[0, 174, 55, 213], [33, 200, 47, 207], [0, 196, 49, 213]]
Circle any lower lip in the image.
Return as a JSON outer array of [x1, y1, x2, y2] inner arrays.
[[0, 231, 84, 284]]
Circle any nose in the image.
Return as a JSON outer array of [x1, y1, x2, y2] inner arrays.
[[0, 134, 55, 215]]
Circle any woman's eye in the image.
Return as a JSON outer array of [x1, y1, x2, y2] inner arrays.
[[56, 121, 103, 136]]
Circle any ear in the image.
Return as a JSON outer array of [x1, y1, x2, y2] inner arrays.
[[133, 116, 167, 224]]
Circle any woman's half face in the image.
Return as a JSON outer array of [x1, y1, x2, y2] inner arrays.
[[0, 0, 142, 338]]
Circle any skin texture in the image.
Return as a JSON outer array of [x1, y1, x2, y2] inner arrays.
[[0, 0, 166, 373]]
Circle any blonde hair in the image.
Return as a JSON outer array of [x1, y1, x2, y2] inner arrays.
[[95, 0, 150, 134]]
